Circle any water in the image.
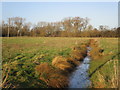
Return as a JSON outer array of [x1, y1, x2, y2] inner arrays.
[[68, 47, 91, 88]]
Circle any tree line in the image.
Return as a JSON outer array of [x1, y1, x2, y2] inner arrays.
[[1, 17, 119, 37]]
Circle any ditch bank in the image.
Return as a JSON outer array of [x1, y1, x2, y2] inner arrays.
[[68, 47, 91, 88], [35, 41, 91, 88], [68, 39, 105, 88], [88, 39, 118, 88], [88, 39, 106, 88]]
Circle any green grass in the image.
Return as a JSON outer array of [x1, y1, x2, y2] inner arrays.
[[2, 37, 89, 63], [2, 37, 118, 88], [88, 38, 118, 88], [2, 37, 89, 88]]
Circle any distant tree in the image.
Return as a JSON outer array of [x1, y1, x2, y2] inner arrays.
[[116, 27, 120, 37], [82, 17, 89, 30], [72, 17, 82, 34], [2, 17, 119, 37], [12, 17, 25, 36], [62, 17, 73, 36], [7, 18, 11, 37], [99, 25, 104, 31]]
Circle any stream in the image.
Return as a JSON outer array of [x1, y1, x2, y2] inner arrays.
[[68, 47, 91, 88]]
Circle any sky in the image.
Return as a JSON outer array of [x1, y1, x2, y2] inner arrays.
[[2, 2, 118, 29]]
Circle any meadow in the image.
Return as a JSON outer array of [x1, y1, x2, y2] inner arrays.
[[2, 37, 89, 88], [2, 37, 119, 88]]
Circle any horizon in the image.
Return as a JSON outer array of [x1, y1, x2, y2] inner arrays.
[[2, 2, 118, 29]]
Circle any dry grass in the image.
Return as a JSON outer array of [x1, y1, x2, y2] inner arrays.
[[52, 56, 74, 71], [35, 41, 89, 88], [35, 63, 68, 88], [89, 39, 104, 60]]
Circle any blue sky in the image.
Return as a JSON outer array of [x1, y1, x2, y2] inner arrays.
[[2, 2, 118, 28]]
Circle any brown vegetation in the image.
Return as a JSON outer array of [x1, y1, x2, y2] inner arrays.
[[89, 39, 104, 60], [35, 42, 89, 88], [35, 63, 68, 88], [72, 45, 87, 60], [2, 17, 119, 37], [52, 56, 74, 71]]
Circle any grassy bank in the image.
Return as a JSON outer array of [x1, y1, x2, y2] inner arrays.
[[88, 38, 118, 88]]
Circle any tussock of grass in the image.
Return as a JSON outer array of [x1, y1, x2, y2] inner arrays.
[[52, 56, 74, 71], [35, 63, 68, 88]]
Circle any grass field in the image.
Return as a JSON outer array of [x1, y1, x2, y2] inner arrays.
[[2, 37, 89, 88], [2, 37, 119, 88], [2, 37, 89, 64]]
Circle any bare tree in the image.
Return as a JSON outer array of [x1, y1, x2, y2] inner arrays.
[[7, 18, 11, 37], [13, 17, 25, 36], [82, 17, 89, 30]]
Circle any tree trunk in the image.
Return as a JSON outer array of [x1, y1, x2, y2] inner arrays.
[[7, 18, 10, 37]]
